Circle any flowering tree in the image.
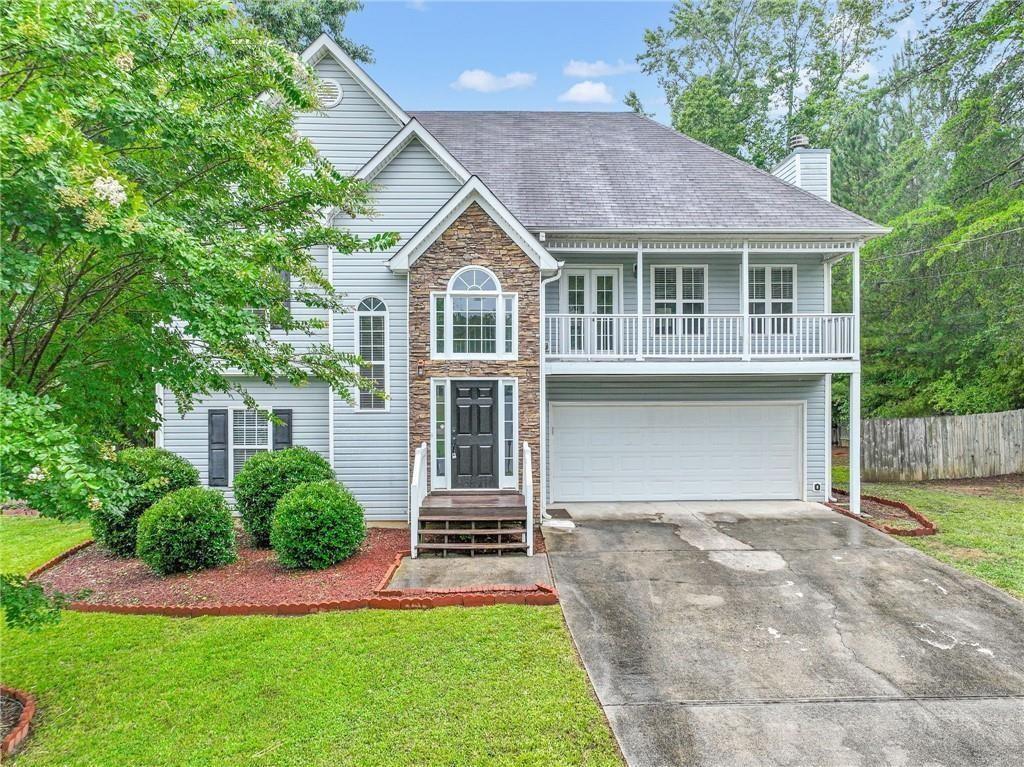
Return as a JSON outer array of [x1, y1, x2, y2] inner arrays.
[[1, 0, 396, 520]]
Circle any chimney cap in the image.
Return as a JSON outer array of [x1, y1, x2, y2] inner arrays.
[[789, 134, 811, 150]]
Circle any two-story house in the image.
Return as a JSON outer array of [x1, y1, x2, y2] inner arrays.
[[157, 35, 884, 556]]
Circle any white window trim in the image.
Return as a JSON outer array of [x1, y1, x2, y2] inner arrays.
[[558, 265, 624, 314], [227, 407, 272, 487], [648, 264, 709, 315], [748, 264, 799, 332], [428, 377, 518, 491], [430, 267, 519, 361], [353, 298, 390, 413]]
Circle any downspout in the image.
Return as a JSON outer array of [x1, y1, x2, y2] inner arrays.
[[327, 246, 336, 473], [538, 262, 564, 522]]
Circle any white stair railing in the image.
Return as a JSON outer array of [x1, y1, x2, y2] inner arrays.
[[522, 441, 534, 556], [409, 442, 428, 558]]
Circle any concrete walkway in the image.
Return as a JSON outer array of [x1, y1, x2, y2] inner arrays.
[[546, 501, 1024, 767], [388, 553, 551, 591]]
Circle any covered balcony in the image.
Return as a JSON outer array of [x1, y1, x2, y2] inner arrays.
[[540, 237, 862, 369], [544, 312, 856, 360]]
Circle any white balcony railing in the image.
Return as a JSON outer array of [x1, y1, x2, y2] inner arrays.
[[521, 441, 534, 556], [544, 313, 855, 360], [409, 442, 428, 558]]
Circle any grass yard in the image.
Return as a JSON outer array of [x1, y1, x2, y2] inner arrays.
[[832, 453, 1024, 599], [0, 516, 91, 574], [1, 518, 622, 767]]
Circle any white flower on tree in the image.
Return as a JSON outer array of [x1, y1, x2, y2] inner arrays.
[[92, 176, 127, 207]]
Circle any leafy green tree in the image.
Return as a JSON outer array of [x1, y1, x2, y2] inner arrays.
[[845, 0, 1024, 418], [639, 0, 907, 167], [239, 0, 372, 58], [623, 90, 653, 118], [1, 0, 396, 450]]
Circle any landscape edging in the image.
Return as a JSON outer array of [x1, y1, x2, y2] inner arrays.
[[32, 544, 558, 618], [828, 489, 937, 537], [26, 539, 96, 579], [1, 685, 37, 757]]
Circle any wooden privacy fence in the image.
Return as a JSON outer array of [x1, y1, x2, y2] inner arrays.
[[862, 409, 1024, 481]]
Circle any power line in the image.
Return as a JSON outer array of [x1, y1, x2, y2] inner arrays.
[[860, 226, 1024, 263], [868, 263, 1024, 286]]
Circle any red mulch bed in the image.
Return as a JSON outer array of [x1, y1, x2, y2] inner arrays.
[[828, 489, 936, 537], [36, 528, 408, 607], [1, 694, 24, 742], [533, 527, 547, 554]]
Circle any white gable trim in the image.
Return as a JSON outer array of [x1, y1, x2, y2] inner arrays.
[[356, 119, 470, 184], [300, 34, 409, 126], [388, 177, 560, 273]]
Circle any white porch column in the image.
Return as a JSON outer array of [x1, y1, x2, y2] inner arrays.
[[852, 242, 861, 360], [636, 242, 644, 359], [825, 259, 833, 499], [741, 240, 750, 360], [849, 370, 861, 516]]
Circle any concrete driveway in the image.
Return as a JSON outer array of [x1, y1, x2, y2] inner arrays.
[[545, 501, 1024, 767]]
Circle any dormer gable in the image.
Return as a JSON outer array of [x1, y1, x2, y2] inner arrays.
[[294, 34, 408, 173]]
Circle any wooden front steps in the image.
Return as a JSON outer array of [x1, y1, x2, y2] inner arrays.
[[417, 491, 529, 557]]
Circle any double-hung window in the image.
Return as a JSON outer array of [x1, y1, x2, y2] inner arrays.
[[748, 266, 795, 334], [652, 266, 706, 335], [355, 297, 388, 411], [231, 409, 271, 480], [431, 267, 517, 359]]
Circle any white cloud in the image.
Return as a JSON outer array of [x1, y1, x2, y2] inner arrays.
[[407, 0, 427, 9], [895, 16, 918, 41], [451, 69, 536, 93], [563, 58, 639, 78], [558, 81, 614, 104]]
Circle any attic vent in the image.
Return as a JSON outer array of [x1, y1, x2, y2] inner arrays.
[[788, 134, 810, 150], [316, 78, 343, 109]]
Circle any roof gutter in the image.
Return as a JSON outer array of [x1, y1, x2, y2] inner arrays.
[[532, 227, 891, 239]]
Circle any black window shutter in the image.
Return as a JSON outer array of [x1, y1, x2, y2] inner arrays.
[[272, 409, 292, 450], [208, 409, 228, 487]]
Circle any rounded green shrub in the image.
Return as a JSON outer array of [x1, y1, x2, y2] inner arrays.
[[136, 487, 236, 575], [233, 447, 334, 547], [271, 481, 366, 570], [91, 447, 199, 557]]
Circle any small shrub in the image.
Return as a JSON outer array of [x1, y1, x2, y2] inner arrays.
[[136, 487, 235, 575], [233, 447, 334, 547], [271, 481, 366, 570], [91, 447, 199, 557]]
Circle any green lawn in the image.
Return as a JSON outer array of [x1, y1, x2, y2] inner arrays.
[[0, 516, 92, 574], [2, 519, 621, 767], [832, 461, 1024, 599]]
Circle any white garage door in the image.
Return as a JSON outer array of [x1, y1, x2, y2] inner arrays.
[[550, 402, 803, 502]]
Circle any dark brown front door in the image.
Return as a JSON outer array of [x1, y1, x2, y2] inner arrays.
[[452, 380, 498, 489]]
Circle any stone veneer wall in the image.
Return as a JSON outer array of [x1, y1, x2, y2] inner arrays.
[[408, 203, 542, 518]]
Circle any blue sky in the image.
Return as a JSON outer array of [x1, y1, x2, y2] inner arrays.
[[345, 1, 922, 124], [346, 1, 675, 119]]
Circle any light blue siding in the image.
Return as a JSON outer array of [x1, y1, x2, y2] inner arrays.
[[546, 252, 825, 314], [333, 138, 464, 519], [294, 56, 403, 174], [270, 245, 328, 355], [546, 375, 829, 501], [771, 149, 832, 201], [162, 378, 330, 507]]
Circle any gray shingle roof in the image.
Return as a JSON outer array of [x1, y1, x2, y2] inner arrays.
[[410, 111, 886, 235]]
